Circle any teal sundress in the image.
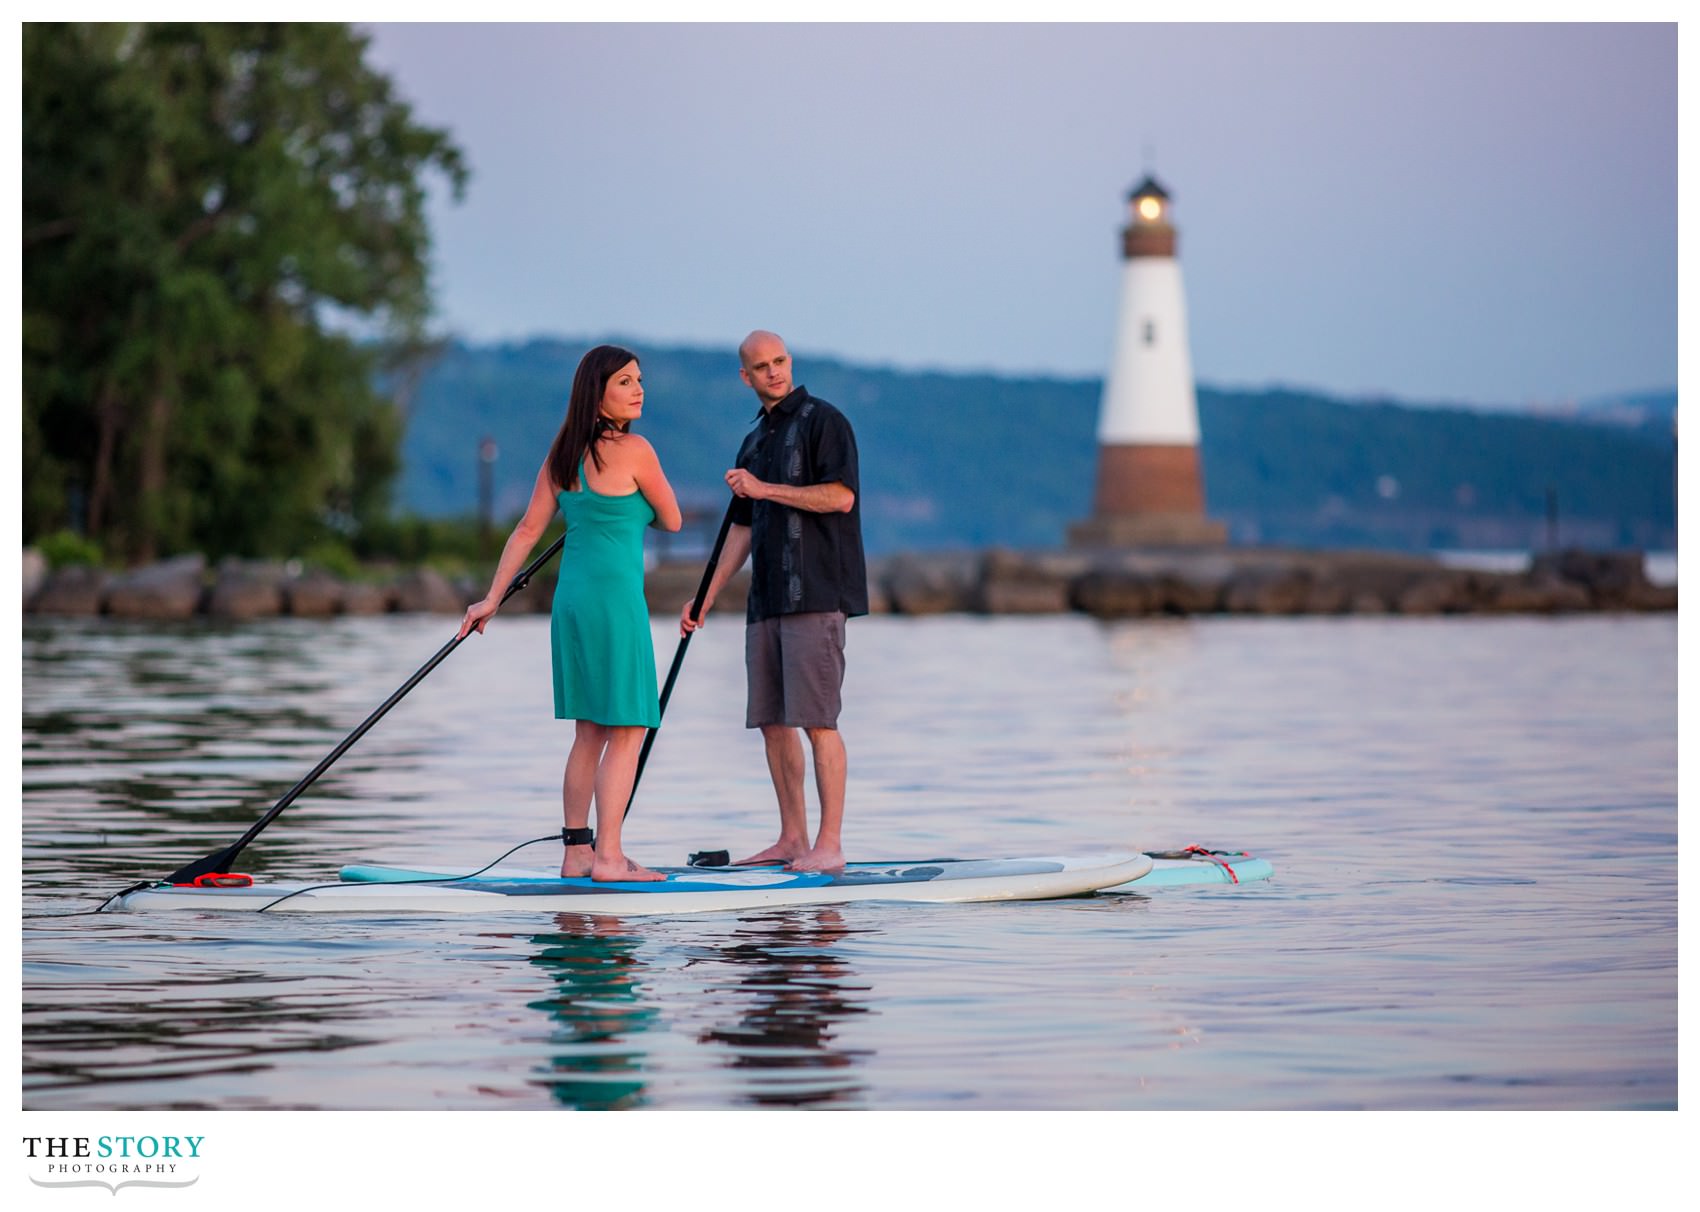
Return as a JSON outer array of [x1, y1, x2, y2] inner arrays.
[[550, 460, 660, 727]]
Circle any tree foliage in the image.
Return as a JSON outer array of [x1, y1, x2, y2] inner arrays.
[[23, 22, 467, 563]]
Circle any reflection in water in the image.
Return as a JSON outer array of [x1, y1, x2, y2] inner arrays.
[[23, 967, 379, 1110], [694, 909, 874, 1107], [522, 909, 876, 1109], [526, 916, 657, 1110]]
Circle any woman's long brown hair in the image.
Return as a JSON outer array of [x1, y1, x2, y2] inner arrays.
[[545, 344, 639, 492]]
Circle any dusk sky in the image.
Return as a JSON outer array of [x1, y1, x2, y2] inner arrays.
[[361, 21, 1676, 407]]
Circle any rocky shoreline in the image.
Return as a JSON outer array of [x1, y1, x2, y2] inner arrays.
[[20, 544, 1676, 622]]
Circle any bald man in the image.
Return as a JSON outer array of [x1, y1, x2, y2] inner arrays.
[[680, 331, 868, 871]]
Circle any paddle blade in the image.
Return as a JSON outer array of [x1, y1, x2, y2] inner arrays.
[[160, 844, 246, 887]]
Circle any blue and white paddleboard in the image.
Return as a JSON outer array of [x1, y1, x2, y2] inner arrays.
[[340, 847, 1273, 897], [110, 853, 1151, 915]]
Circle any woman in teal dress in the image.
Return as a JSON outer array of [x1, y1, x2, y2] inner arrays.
[[459, 345, 682, 881]]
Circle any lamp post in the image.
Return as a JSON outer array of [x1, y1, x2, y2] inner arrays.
[[478, 436, 498, 561]]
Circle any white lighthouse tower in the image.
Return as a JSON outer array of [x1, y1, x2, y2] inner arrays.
[[1070, 173, 1226, 547]]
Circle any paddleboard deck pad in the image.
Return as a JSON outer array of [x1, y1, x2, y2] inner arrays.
[[109, 852, 1152, 915]]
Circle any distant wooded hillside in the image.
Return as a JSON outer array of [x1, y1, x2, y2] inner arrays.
[[396, 338, 1676, 554]]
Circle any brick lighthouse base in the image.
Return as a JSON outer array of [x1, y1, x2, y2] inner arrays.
[[1068, 442, 1227, 548], [1067, 513, 1228, 547]]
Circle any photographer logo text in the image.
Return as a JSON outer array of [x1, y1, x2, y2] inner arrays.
[[23, 1136, 202, 1195]]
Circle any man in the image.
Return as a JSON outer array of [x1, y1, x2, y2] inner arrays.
[[680, 330, 868, 872]]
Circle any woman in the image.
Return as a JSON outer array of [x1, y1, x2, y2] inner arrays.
[[458, 345, 682, 881]]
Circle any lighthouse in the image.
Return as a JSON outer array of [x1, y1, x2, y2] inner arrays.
[[1069, 174, 1226, 547]]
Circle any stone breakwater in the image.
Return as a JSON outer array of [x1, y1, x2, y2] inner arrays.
[[20, 546, 1675, 623]]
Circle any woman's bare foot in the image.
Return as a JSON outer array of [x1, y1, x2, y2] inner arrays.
[[591, 854, 665, 882], [561, 843, 595, 879], [565, 848, 654, 880]]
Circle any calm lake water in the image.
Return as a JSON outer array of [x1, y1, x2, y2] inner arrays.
[[20, 610, 1676, 1112]]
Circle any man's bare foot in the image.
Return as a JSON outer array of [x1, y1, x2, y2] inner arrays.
[[561, 843, 595, 879], [733, 840, 807, 866], [591, 855, 665, 882], [786, 844, 845, 873]]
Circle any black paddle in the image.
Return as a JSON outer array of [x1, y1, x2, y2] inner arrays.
[[625, 499, 737, 818], [159, 534, 567, 886]]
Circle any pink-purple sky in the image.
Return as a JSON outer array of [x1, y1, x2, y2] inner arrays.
[[362, 21, 1676, 407]]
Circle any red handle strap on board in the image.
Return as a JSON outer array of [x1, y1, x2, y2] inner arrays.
[[174, 873, 253, 888], [1182, 845, 1241, 884]]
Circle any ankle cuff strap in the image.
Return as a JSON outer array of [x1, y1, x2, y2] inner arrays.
[[561, 827, 594, 847]]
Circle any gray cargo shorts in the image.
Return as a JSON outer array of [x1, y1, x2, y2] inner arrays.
[[745, 611, 847, 729]]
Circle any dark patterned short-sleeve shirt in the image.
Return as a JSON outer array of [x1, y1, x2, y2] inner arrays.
[[731, 386, 869, 624]]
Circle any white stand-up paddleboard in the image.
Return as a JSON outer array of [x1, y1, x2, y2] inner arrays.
[[337, 848, 1272, 895], [338, 846, 1272, 897], [109, 853, 1152, 915]]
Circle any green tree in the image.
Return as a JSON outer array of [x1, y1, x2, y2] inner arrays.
[[23, 22, 467, 562]]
